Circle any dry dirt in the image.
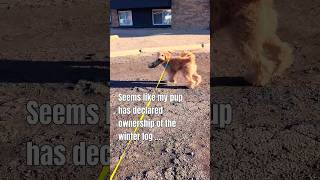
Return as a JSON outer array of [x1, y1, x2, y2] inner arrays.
[[111, 29, 210, 52], [0, 1, 109, 179]]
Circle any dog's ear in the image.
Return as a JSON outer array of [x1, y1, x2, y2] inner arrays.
[[164, 52, 172, 61]]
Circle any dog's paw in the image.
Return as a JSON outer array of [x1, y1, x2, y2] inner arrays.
[[163, 80, 174, 84], [187, 84, 196, 89], [245, 74, 270, 87], [252, 77, 271, 87], [245, 71, 273, 86], [250, 81, 264, 87], [168, 80, 176, 84]]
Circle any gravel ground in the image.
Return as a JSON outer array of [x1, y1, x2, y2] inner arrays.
[[0, 1, 109, 179]]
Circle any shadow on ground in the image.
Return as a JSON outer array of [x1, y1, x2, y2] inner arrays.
[[0, 59, 108, 83], [110, 80, 188, 89], [111, 29, 210, 38], [212, 77, 251, 87]]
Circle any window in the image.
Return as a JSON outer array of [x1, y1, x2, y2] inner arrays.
[[118, 10, 133, 26], [152, 9, 172, 25]]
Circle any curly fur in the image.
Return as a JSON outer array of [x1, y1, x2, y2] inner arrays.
[[213, 0, 293, 86]]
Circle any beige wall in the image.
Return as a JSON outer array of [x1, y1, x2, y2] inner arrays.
[[171, 0, 210, 30]]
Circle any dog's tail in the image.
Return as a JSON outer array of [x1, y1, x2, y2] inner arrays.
[[180, 51, 194, 57], [174, 51, 195, 61]]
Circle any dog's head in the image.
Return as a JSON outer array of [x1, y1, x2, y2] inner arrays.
[[148, 51, 172, 68]]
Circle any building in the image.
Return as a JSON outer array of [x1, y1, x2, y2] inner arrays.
[[110, 0, 210, 29]]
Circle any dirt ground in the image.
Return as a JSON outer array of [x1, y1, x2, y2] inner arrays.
[[0, 1, 109, 179], [111, 29, 210, 52], [212, 0, 320, 179], [110, 52, 210, 179]]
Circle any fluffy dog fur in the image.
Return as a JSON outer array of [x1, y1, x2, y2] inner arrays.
[[148, 51, 202, 89], [213, 0, 293, 86]]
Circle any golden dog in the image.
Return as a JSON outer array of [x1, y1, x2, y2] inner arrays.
[[148, 51, 202, 89], [213, 0, 293, 86]]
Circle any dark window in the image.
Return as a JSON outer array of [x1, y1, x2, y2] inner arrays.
[[118, 10, 133, 26], [152, 9, 172, 25]]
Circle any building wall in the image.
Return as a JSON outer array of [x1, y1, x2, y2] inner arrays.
[[111, 0, 210, 29], [133, 9, 153, 27], [110, 8, 171, 28], [111, 9, 119, 27], [171, 0, 210, 30]]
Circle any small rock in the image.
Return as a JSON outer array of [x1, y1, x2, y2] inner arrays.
[[242, 98, 249, 104], [145, 170, 158, 179], [84, 53, 95, 60], [173, 158, 180, 164], [134, 87, 146, 92], [164, 167, 175, 180], [305, 175, 313, 180]]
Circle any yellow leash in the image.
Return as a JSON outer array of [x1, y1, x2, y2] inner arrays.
[[98, 60, 169, 180]]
